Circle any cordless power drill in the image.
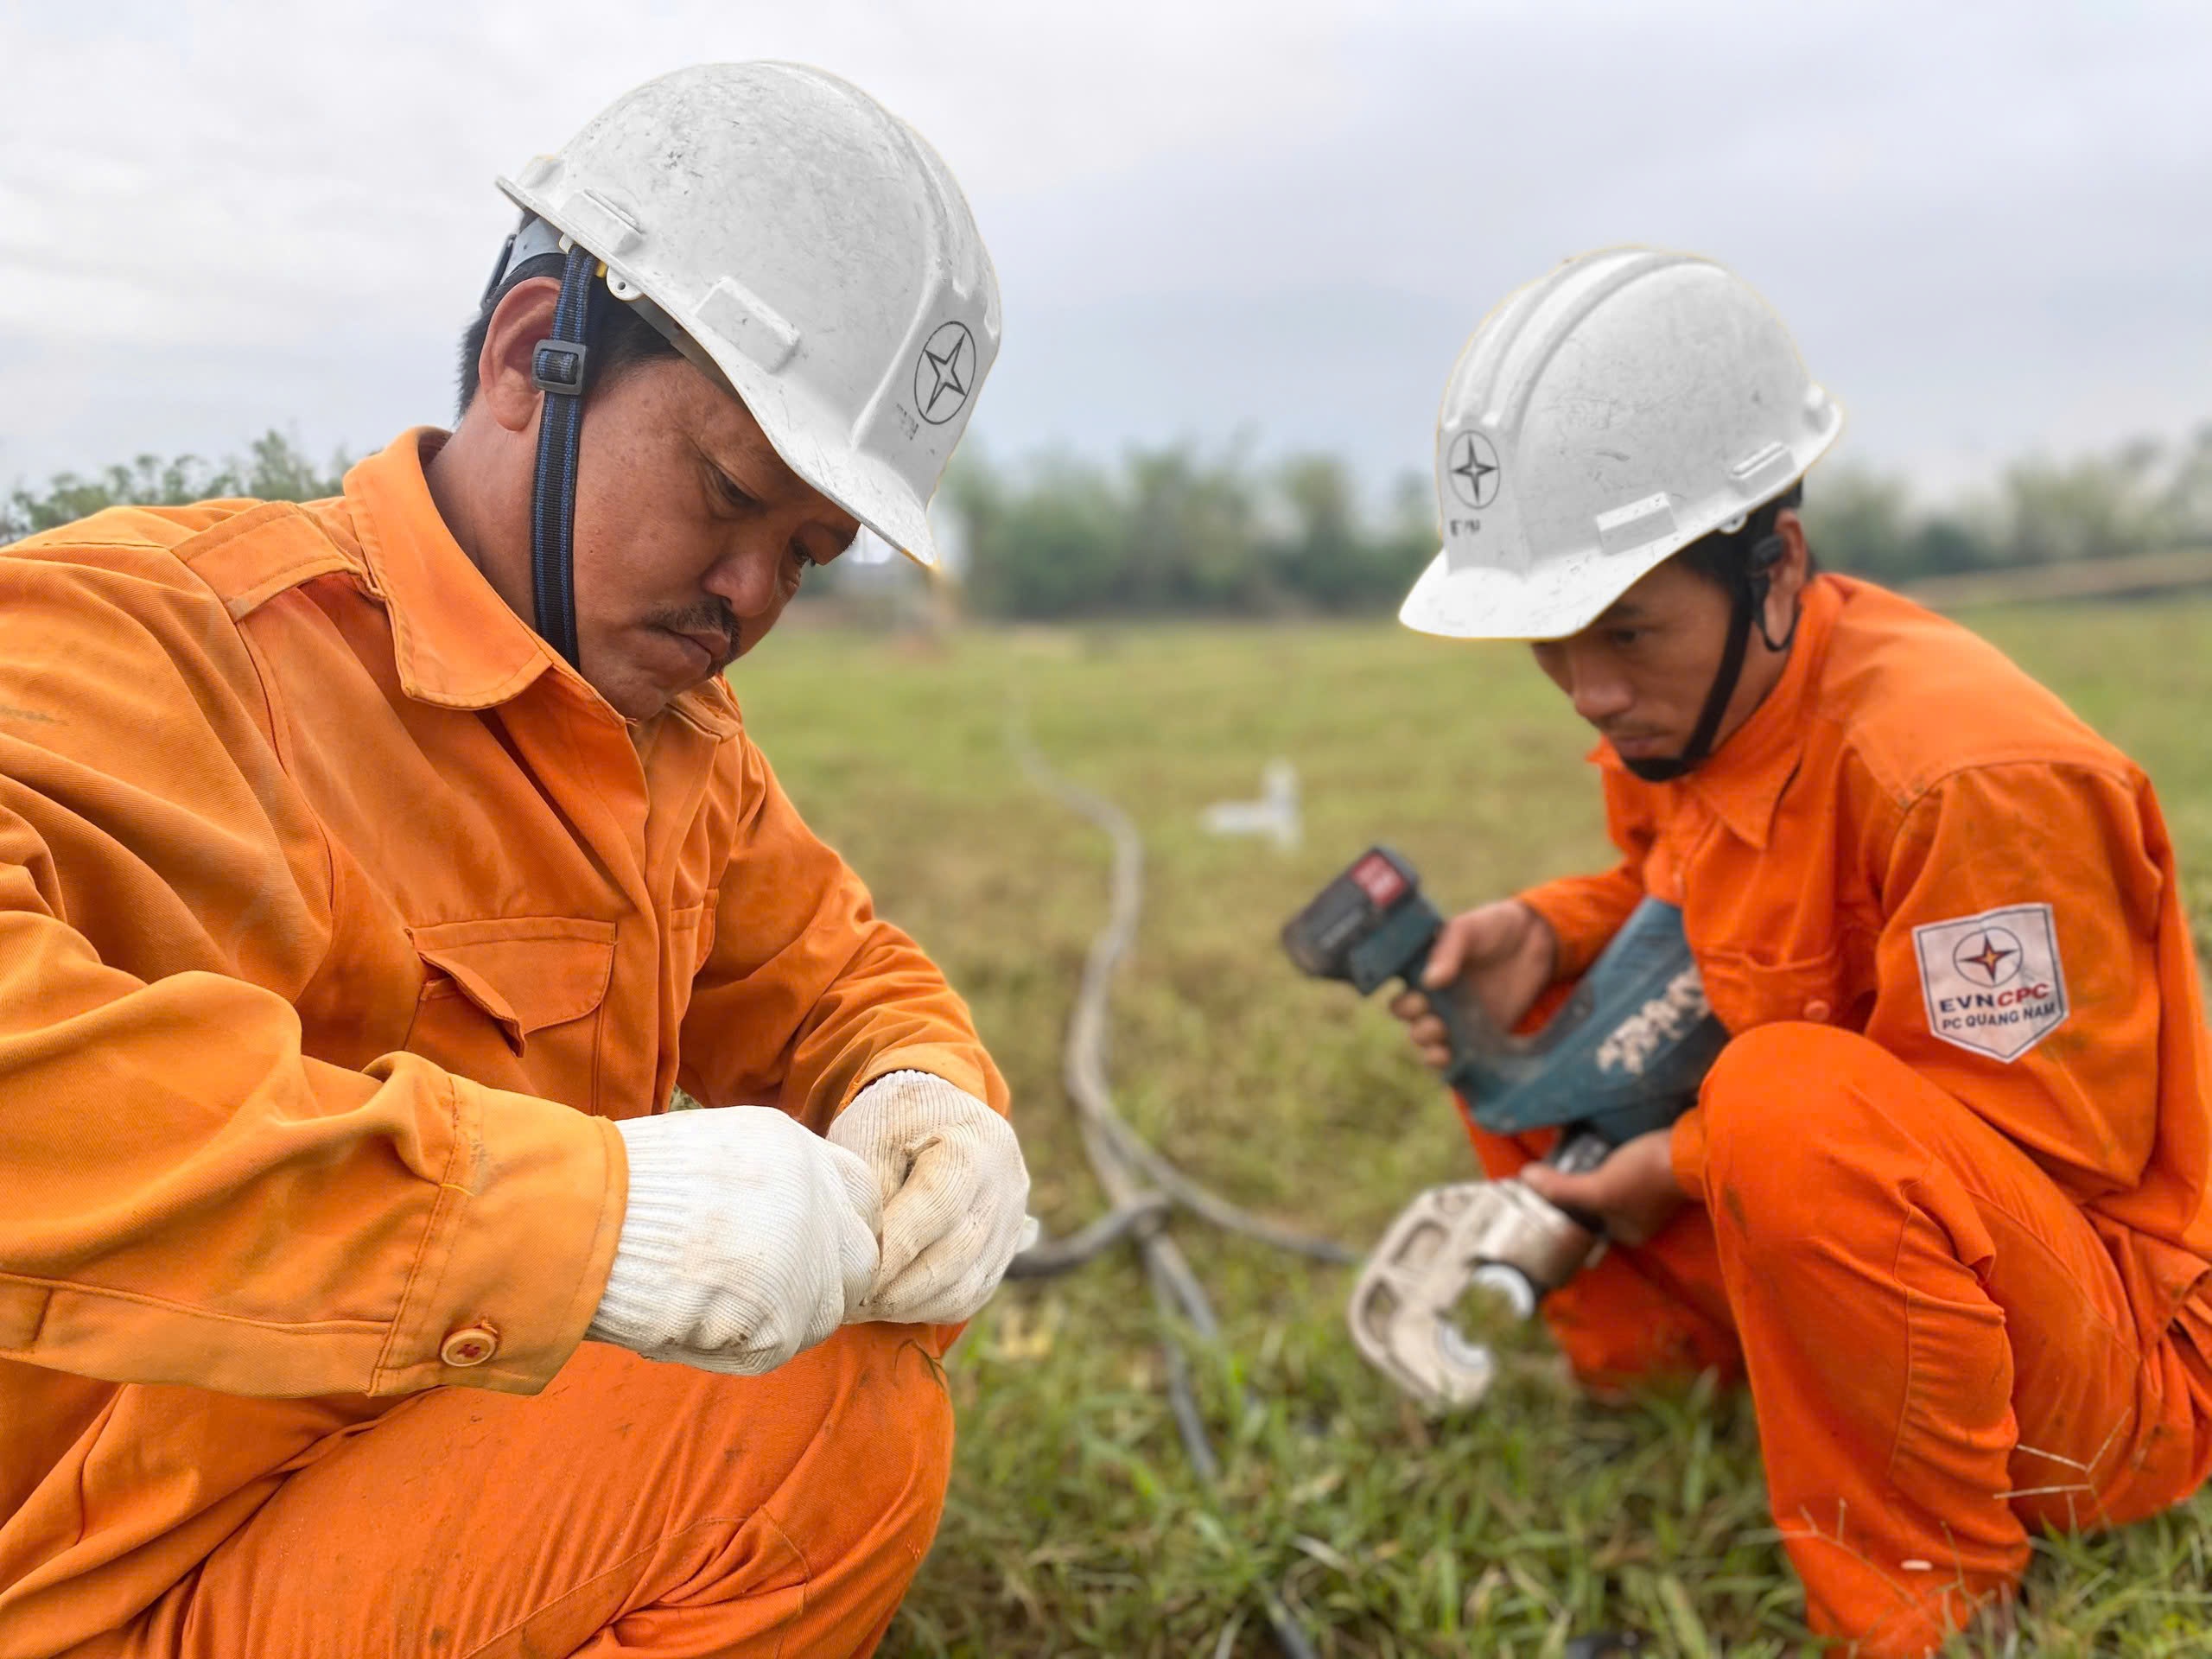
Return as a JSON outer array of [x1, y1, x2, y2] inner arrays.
[[1282, 846, 1726, 1409]]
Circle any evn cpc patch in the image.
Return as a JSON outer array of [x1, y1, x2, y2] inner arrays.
[[1911, 903, 2069, 1062]]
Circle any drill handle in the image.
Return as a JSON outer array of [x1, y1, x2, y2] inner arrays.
[[1414, 965, 1518, 1083], [1325, 886, 1534, 1072], [1414, 957, 1555, 1111]]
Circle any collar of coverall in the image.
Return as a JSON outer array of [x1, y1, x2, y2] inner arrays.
[[321, 429, 741, 738], [1592, 573, 1842, 851]]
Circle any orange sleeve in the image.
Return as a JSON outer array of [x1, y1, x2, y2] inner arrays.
[[677, 733, 1008, 1127], [1516, 764, 1660, 982], [1858, 760, 2170, 1198], [1670, 761, 2170, 1205], [0, 543, 621, 1400]]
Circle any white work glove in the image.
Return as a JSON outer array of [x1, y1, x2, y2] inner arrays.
[[586, 1106, 882, 1376], [830, 1071, 1036, 1325]]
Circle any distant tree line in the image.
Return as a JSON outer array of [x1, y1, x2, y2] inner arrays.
[[10, 423, 2212, 619], [2, 431, 350, 541], [938, 446, 1439, 618], [1808, 426, 2212, 585], [928, 425, 2212, 617]]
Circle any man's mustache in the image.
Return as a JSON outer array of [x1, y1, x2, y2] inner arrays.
[[650, 599, 741, 659]]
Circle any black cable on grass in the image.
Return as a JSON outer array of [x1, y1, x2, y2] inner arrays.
[[1000, 1194, 1173, 1279], [1003, 700, 1330, 1659], [1003, 718, 1352, 1276]]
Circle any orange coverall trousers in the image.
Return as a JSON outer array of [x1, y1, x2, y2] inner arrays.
[[67, 1322, 956, 1659], [1470, 1022, 2212, 1657]]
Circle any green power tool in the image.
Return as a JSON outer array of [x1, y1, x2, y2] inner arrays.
[[1283, 846, 1727, 1408]]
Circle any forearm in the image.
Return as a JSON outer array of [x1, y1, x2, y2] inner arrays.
[[679, 737, 1007, 1124], [0, 905, 623, 1399], [785, 918, 1009, 1119]]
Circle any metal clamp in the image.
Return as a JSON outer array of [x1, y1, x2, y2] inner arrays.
[[1346, 1179, 1600, 1412]]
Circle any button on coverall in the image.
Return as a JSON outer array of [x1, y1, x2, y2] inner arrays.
[[1471, 574, 2212, 1654], [0, 433, 1008, 1658]]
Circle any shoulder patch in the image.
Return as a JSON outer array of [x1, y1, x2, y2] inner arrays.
[[1911, 903, 2068, 1062]]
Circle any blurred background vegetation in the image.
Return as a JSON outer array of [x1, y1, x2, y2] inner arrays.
[[10, 423, 2212, 613]]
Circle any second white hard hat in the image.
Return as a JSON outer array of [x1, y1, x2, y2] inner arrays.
[[1402, 248, 1842, 641], [499, 62, 1001, 569]]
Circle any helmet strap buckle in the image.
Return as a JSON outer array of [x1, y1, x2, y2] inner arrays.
[[527, 244, 600, 671], [531, 339, 591, 397]]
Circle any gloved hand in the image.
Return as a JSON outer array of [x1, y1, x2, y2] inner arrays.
[[830, 1071, 1035, 1324], [586, 1106, 881, 1376]]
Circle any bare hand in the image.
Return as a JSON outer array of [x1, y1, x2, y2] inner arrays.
[[1517, 1128, 1684, 1247], [1387, 899, 1558, 1071]]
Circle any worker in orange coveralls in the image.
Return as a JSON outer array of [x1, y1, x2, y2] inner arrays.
[[1389, 248, 2212, 1656], [0, 64, 1033, 1659]]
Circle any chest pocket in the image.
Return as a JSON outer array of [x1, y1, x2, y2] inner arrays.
[[1697, 940, 1866, 1037], [407, 917, 617, 1109]]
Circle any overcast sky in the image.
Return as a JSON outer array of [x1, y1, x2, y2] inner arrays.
[[3, 0, 2209, 509]]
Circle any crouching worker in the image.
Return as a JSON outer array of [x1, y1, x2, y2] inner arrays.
[[1390, 248, 2212, 1655], [0, 64, 1029, 1659]]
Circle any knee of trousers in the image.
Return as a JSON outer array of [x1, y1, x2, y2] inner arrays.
[[583, 1323, 959, 1580], [756, 1322, 960, 1565], [1697, 1022, 1910, 1254]]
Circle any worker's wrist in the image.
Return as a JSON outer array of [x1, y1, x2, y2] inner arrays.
[[844, 1042, 1010, 1120], [586, 1115, 708, 1348]]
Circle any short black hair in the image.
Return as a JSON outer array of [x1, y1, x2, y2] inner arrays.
[[1675, 480, 1812, 588], [454, 246, 684, 420]]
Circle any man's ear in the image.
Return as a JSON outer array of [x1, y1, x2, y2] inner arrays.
[[476, 278, 563, 436], [1764, 507, 1812, 630]]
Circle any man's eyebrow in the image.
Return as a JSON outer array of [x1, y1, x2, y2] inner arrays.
[[689, 439, 736, 488], [1592, 599, 1650, 625], [692, 435, 861, 549], [693, 435, 801, 501]]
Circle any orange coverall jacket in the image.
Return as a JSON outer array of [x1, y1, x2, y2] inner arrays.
[[1519, 572, 2212, 1373], [0, 431, 1007, 1655]]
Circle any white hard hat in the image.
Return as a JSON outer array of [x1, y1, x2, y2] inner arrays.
[[1401, 248, 1842, 641], [498, 62, 1000, 569]]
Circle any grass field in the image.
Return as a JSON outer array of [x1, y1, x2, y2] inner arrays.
[[734, 601, 2212, 1657]]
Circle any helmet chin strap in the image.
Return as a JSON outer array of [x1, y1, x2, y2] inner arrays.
[[1619, 534, 1791, 784], [527, 242, 601, 671]]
